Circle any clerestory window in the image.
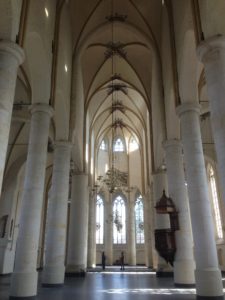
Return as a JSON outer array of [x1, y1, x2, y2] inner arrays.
[[113, 138, 124, 152], [129, 137, 139, 152], [100, 139, 107, 151], [208, 165, 223, 240]]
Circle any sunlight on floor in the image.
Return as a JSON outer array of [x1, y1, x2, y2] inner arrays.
[[98, 287, 225, 296], [98, 288, 196, 295], [99, 271, 156, 275]]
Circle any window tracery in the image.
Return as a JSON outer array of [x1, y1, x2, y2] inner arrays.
[[113, 195, 126, 244], [135, 195, 145, 244], [129, 137, 139, 152], [100, 139, 107, 151], [113, 138, 124, 152], [96, 195, 104, 244], [208, 164, 223, 240]]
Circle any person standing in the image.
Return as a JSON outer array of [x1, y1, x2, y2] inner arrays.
[[120, 252, 125, 270], [102, 251, 106, 270]]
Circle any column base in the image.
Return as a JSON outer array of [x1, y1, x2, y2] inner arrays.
[[174, 259, 195, 285], [42, 283, 64, 288], [42, 265, 65, 285], [10, 271, 38, 298], [9, 297, 37, 300], [65, 271, 86, 277], [66, 264, 86, 277], [195, 268, 223, 298], [0, 273, 11, 276]]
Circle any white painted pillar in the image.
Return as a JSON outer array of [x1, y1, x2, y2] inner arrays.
[[42, 141, 71, 286], [66, 174, 89, 274], [197, 35, 225, 206], [129, 198, 136, 265], [10, 104, 53, 298], [0, 41, 24, 196], [87, 191, 96, 268], [163, 139, 195, 286], [105, 195, 113, 265], [152, 171, 171, 273], [177, 103, 223, 298], [143, 192, 154, 268], [70, 58, 84, 171]]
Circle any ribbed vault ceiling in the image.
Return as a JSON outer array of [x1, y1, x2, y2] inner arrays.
[[69, 0, 162, 146]]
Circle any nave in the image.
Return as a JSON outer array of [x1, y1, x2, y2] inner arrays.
[[2, 1, 225, 299]]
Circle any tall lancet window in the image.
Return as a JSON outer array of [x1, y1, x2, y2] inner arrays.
[[135, 195, 145, 244], [113, 195, 126, 244], [129, 137, 139, 152], [100, 139, 106, 151], [208, 165, 223, 240], [96, 195, 104, 244], [113, 138, 124, 152]]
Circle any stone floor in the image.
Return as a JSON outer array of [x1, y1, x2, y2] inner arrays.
[[0, 267, 224, 300]]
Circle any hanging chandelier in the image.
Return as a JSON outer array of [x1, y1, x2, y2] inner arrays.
[[104, 209, 123, 232], [113, 209, 123, 232]]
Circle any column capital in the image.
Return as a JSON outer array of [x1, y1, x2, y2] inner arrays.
[[29, 103, 54, 117], [163, 139, 182, 150], [176, 102, 201, 118], [54, 140, 72, 149], [0, 40, 25, 65], [197, 34, 225, 63]]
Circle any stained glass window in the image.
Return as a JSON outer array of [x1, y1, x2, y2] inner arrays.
[[113, 138, 124, 152], [135, 195, 145, 244], [208, 165, 223, 239], [96, 195, 104, 244], [100, 139, 106, 151], [113, 195, 126, 244], [129, 137, 139, 152]]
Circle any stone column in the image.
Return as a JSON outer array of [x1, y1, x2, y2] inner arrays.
[[129, 195, 136, 265], [42, 141, 71, 286], [10, 104, 53, 298], [105, 195, 113, 265], [66, 173, 89, 275], [143, 192, 154, 268], [87, 190, 96, 268], [197, 35, 225, 206], [152, 171, 172, 274], [0, 41, 24, 196], [177, 103, 223, 298], [163, 139, 195, 286]]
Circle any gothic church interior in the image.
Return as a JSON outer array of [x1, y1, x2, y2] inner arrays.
[[0, 0, 225, 299]]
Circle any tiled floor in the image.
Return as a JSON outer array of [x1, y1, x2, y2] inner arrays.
[[0, 268, 223, 300]]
